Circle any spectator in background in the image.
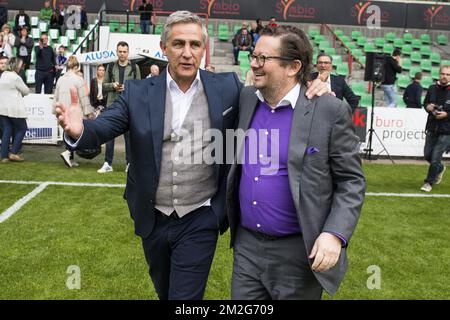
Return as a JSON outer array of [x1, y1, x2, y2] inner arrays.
[[139, 0, 153, 34], [1, 24, 16, 47], [0, 36, 13, 58], [14, 27, 33, 71], [54, 56, 95, 168], [50, 9, 64, 34], [381, 48, 402, 107], [234, 21, 248, 37], [80, 5, 88, 30], [34, 33, 56, 94], [0, 5, 7, 28], [146, 64, 160, 78], [14, 9, 31, 35], [55, 45, 67, 83], [233, 28, 253, 65], [90, 64, 107, 114], [0, 55, 7, 77], [39, 1, 53, 24], [420, 65, 450, 192], [310, 53, 360, 112], [255, 18, 263, 34], [98, 41, 141, 174], [403, 72, 423, 108], [0, 57, 30, 163], [268, 16, 278, 28], [249, 22, 260, 45]]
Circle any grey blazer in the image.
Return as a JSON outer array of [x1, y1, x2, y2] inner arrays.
[[226, 85, 366, 295]]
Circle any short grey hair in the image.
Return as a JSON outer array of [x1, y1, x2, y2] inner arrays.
[[161, 11, 208, 46]]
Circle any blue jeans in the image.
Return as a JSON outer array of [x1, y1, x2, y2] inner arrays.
[[381, 84, 397, 108], [423, 132, 450, 184], [105, 132, 130, 166], [0, 116, 28, 159], [140, 20, 151, 34]]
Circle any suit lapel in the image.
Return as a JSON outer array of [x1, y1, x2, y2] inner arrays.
[[235, 87, 259, 164], [201, 70, 223, 132], [147, 72, 167, 177], [288, 86, 315, 206]]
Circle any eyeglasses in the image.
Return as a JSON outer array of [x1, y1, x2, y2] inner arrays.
[[250, 54, 296, 67]]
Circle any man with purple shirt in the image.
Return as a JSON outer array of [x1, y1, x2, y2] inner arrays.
[[226, 25, 365, 299]]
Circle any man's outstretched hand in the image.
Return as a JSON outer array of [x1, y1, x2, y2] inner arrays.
[[55, 87, 84, 140]]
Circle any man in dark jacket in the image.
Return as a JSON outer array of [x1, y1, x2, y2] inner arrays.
[[381, 48, 402, 107], [233, 28, 253, 65], [403, 72, 423, 108], [420, 65, 450, 192], [310, 53, 360, 112], [34, 33, 56, 94]]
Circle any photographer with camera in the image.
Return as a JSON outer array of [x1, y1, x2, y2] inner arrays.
[[420, 65, 450, 192]]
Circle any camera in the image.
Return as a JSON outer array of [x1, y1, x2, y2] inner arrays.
[[432, 105, 444, 116]]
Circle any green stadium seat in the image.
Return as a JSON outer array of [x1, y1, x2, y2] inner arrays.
[[420, 34, 431, 45], [437, 34, 448, 45], [154, 24, 163, 35], [397, 96, 406, 108], [421, 76, 433, 89], [308, 28, 320, 39], [352, 48, 364, 59], [66, 29, 77, 40], [401, 58, 412, 71], [385, 32, 396, 42], [38, 21, 48, 33], [334, 29, 344, 38], [119, 25, 128, 33], [323, 47, 336, 56], [411, 52, 422, 63], [346, 42, 357, 50], [31, 28, 40, 40], [31, 16, 39, 27], [409, 66, 421, 78], [363, 42, 376, 53], [383, 44, 394, 54], [356, 36, 367, 47], [48, 29, 59, 40], [441, 60, 450, 66], [351, 30, 361, 40], [208, 24, 215, 37], [419, 46, 432, 57], [411, 39, 422, 49], [431, 67, 440, 80], [218, 24, 229, 41], [359, 56, 366, 66], [401, 44, 413, 56], [430, 52, 441, 65], [240, 64, 250, 81], [397, 75, 410, 89], [340, 35, 351, 45], [336, 63, 349, 77], [59, 36, 69, 47], [403, 33, 414, 43], [331, 54, 342, 67], [26, 69, 36, 84], [238, 51, 250, 64], [393, 38, 404, 48], [233, 24, 242, 35], [318, 40, 331, 50], [351, 82, 366, 97], [374, 37, 385, 48], [420, 60, 432, 72], [314, 35, 325, 44], [359, 94, 373, 108]]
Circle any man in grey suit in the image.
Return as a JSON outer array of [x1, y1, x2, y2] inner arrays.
[[226, 25, 366, 299]]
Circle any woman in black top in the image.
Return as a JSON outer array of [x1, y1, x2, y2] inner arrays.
[[90, 64, 107, 114]]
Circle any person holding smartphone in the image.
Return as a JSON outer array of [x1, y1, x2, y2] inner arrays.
[[98, 41, 141, 174]]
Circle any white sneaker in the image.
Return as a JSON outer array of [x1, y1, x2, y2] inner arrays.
[[97, 162, 113, 173], [125, 163, 130, 173], [435, 166, 446, 185], [71, 160, 79, 167], [420, 183, 432, 192], [60, 150, 72, 168]]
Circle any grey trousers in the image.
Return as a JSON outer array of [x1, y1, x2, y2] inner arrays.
[[231, 226, 323, 300]]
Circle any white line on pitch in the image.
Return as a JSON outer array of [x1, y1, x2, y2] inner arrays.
[[365, 192, 450, 198], [0, 183, 50, 224], [0, 180, 125, 188]]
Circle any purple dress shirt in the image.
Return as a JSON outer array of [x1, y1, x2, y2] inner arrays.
[[239, 100, 301, 236]]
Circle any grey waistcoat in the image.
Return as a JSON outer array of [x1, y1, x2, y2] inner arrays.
[[154, 82, 217, 217]]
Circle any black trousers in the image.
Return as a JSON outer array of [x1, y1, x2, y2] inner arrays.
[[35, 70, 55, 94], [141, 206, 219, 300]]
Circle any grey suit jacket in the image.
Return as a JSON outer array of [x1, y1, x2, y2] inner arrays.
[[226, 85, 366, 295]]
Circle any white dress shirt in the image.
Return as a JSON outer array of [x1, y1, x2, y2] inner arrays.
[[255, 83, 301, 109], [166, 68, 201, 135]]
